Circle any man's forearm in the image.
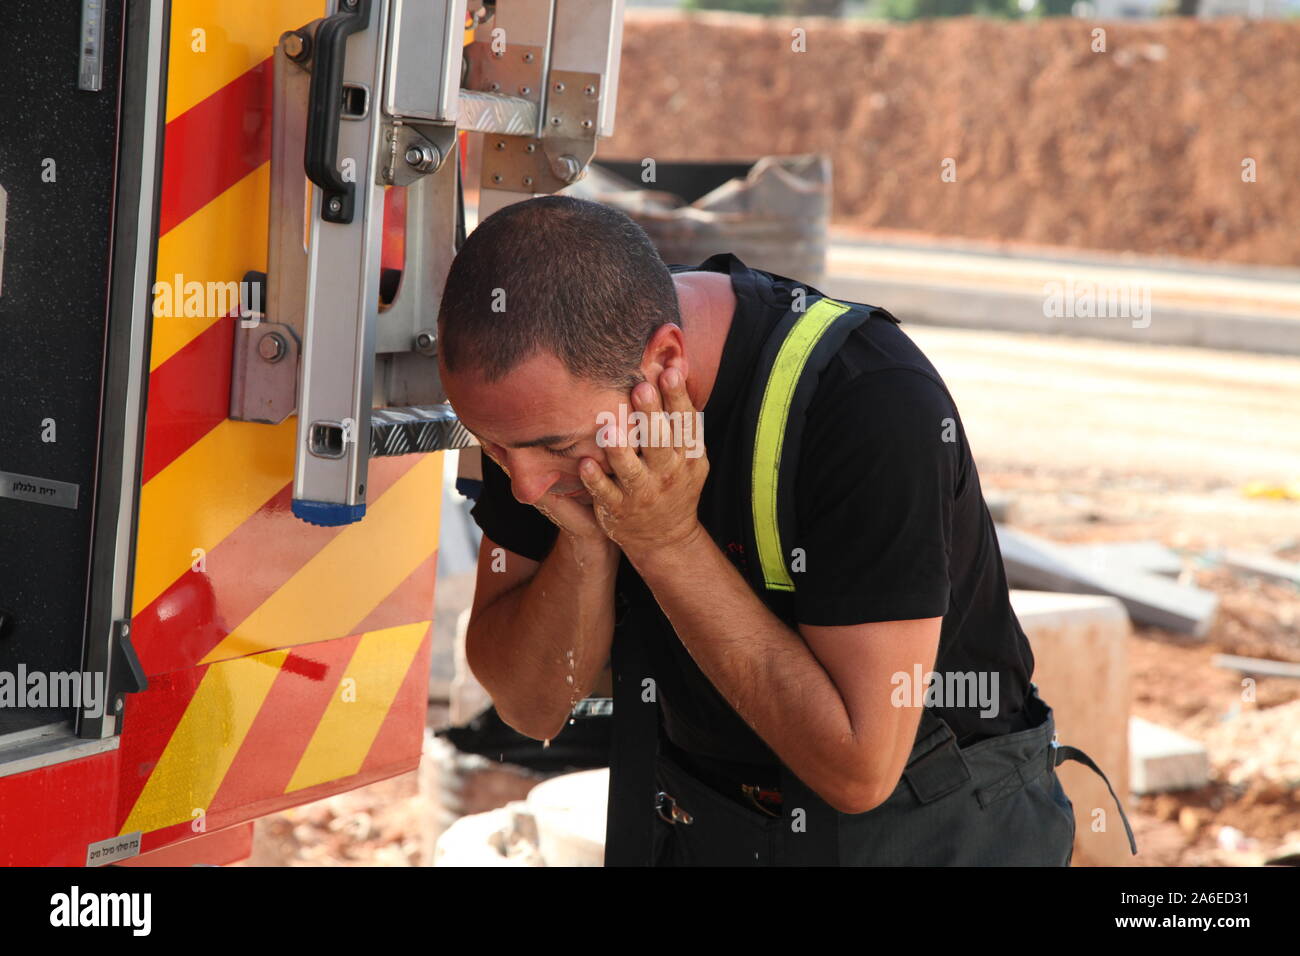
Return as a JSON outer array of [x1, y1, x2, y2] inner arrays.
[[466, 533, 620, 740], [631, 528, 873, 812]]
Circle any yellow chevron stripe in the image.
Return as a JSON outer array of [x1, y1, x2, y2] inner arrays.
[[199, 453, 443, 664], [134, 419, 297, 612], [152, 164, 269, 371], [286, 622, 428, 792], [120, 648, 289, 834], [166, 0, 328, 123]]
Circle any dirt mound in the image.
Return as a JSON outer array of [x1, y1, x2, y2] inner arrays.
[[604, 12, 1300, 267]]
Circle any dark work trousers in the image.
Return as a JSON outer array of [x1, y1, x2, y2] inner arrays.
[[645, 683, 1136, 866]]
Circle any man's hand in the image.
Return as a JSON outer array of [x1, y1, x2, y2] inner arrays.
[[532, 487, 606, 545], [484, 449, 609, 547], [578, 367, 709, 565]]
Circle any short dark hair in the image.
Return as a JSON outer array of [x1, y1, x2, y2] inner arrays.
[[437, 195, 680, 389]]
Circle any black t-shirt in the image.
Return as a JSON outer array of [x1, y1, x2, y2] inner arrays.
[[468, 253, 1035, 777]]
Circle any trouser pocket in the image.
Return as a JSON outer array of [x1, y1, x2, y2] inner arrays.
[[836, 694, 1076, 866], [651, 750, 781, 866]]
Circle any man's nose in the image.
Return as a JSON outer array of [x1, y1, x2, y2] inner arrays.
[[507, 457, 561, 506]]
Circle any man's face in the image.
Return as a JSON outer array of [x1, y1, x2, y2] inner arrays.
[[443, 351, 628, 508]]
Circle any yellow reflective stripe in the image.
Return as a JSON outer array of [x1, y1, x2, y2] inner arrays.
[[152, 164, 269, 371], [134, 417, 297, 612], [120, 648, 290, 834], [285, 621, 428, 792], [751, 298, 851, 591], [166, 0, 328, 123]]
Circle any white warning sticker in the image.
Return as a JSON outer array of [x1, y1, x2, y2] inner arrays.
[[86, 831, 142, 867]]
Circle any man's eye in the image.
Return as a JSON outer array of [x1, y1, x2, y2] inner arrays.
[[545, 443, 578, 458]]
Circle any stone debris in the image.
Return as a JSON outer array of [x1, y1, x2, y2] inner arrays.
[[1129, 717, 1210, 795]]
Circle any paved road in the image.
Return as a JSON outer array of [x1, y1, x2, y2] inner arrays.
[[908, 324, 1300, 487]]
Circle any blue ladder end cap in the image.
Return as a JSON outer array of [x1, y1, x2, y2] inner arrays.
[[291, 499, 366, 527]]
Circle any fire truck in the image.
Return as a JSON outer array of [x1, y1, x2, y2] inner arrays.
[[0, 0, 625, 865]]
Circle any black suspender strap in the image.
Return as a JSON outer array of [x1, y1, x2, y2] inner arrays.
[[1054, 742, 1139, 856], [603, 581, 662, 866]]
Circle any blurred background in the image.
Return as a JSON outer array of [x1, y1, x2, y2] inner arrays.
[[241, 3, 1300, 866]]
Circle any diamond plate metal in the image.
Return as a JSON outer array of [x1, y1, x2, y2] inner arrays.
[[369, 404, 476, 457]]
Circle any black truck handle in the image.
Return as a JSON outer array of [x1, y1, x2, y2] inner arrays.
[[304, 0, 371, 224]]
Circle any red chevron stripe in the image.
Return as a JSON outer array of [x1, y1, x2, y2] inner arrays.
[[159, 60, 273, 236], [140, 316, 235, 484]]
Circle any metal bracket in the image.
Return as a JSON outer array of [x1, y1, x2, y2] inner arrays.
[[477, 72, 598, 194], [103, 620, 148, 724], [230, 273, 302, 424], [541, 69, 600, 184], [381, 122, 458, 188], [464, 40, 546, 124], [231, 332, 301, 424], [229, 40, 312, 425]]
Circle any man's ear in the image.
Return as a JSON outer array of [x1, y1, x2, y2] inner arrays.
[[640, 323, 688, 387]]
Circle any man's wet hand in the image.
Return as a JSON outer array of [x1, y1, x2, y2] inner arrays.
[[578, 367, 709, 563], [531, 488, 607, 545]]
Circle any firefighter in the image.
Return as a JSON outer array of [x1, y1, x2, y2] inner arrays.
[[438, 195, 1134, 866]]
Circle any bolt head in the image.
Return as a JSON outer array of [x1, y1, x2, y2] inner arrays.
[[492, 174, 503, 184], [524, 143, 536, 153], [258, 332, 287, 363], [554, 82, 566, 92], [495, 141, 506, 150], [523, 176, 533, 187], [520, 86, 531, 95], [550, 116, 562, 126], [282, 32, 305, 59], [584, 85, 596, 96], [581, 119, 593, 129], [404, 143, 439, 172], [557, 155, 582, 183], [327, 197, 342, 213], [523, 52, 534, 62]]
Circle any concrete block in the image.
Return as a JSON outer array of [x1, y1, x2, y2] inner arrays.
[[1221, 549, 1300, 587], [999, 525, 1217, 636], [1011, 589, 1134, 867], [432, 769, 609, 866], [526, 769, 609, 867], [432, 802, 545, 867], [419, 730, 549, 865], [1128, 717, 1210, 795], [1062, 540, 1184, 578]]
